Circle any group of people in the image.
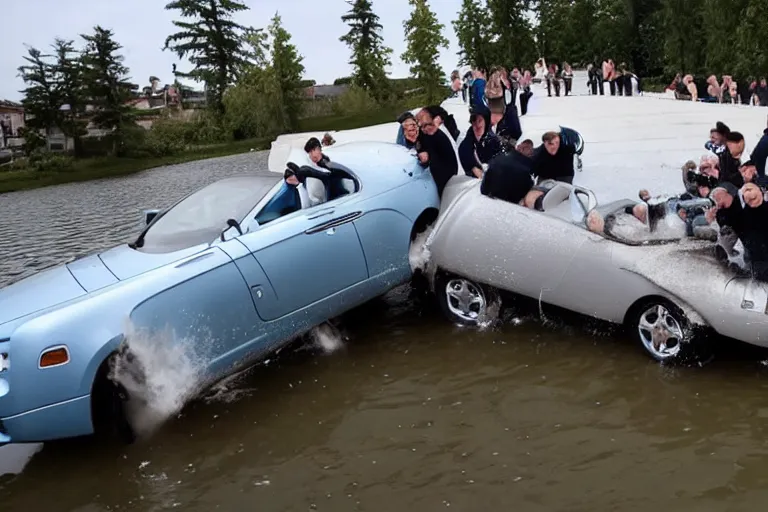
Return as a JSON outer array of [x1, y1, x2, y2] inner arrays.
[[451, 67, 536, 117], [586, 59, 641, 97], [531, 59, 575, 97], [670, 74, 768, 106], [392, 87, 580, 202], [583, 117, 768, 280]]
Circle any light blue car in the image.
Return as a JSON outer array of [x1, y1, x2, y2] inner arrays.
[[0, 141, 439, 445]]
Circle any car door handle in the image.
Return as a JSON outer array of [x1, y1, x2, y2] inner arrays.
[[305, 211, 363, 235], [306, 208, 335, 220]]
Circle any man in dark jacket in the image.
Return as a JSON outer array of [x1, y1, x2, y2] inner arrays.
[[749, 116, 768, 177], [488, 97, 522, 149], [480, 150, 535, 205], [458, 106, 503, 178], [719, 131, 746, 187], [416, 108, 459, 198], [531, 131, 576, 184]]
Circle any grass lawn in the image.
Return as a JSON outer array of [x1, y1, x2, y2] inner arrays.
[[0, 102, 420, 194]]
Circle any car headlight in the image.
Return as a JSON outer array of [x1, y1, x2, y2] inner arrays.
[[0, 353, 9, 373]]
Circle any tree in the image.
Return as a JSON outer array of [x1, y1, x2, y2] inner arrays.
[[339, 0, 393, 100], [487, 0, 536, 68], [402, 0, 449, 105], [18, 46, 59, 149], [735, 0, 768, 78], [703, 0, 746, 75], [163, 0, 251, 114], [453, 0, 492, 69], [81, 26, 136, 155], [51, 39, 87, 157], [268, 13, 305, 130]]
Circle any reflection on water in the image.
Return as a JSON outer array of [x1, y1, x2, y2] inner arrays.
[[3, 151, 768, 511]]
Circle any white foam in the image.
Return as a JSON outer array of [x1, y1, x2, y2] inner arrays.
[[409, 223, 434, 272], [310, 322, 345, 354]]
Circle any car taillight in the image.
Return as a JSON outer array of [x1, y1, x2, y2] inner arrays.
[[0, 353, 8, 372]]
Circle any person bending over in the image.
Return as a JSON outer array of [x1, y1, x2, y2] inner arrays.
[[531, 130, 576, 184], [416, 108, 459, 198]]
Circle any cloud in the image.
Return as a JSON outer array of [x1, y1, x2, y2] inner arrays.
[[0, 0, 463, 101]]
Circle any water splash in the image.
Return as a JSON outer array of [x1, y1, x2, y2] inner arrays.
[[409, 223, 434, 272], [310, 322, 345, 354], [109, 322, 207, 437]]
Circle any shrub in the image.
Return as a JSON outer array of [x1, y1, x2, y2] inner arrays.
[[26, 151, 75, 172], [331, 86, 379, 116]]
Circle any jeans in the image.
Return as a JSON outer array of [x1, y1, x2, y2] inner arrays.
[[547, 78, 561, 97]]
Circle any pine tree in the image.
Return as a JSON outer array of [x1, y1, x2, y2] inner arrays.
[[453, 0, 492, 70], [339, 0, 393, 100], [487, 0, 536, 68], [163, 0, 251, 114], [18, 46, 59, 149], [402, 0, 449, 105], [268, 13, 305, 130], [735, 0, 768, 78], [81, 26, 136, 155], [51, 39, 87, 157]]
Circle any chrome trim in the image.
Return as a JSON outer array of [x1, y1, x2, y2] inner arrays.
[[38, 344, 71, 370], [305, 211, 363, 235]]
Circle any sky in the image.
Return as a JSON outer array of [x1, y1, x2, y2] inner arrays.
[[1, 0, 465, 102]]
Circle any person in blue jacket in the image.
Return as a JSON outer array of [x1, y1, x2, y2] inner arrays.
[[469, 69, 487, 112]]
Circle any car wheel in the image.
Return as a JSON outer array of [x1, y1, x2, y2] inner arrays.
[[92, 354, 138, 444], [436, 273, 501, 326], [111, 380, 137, 444], [630, 299, 699, 363]]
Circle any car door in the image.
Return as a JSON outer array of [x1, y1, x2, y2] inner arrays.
[[129, 246, 265, 380], [235, 197, 370, 322], [460, 193, 592, 300]]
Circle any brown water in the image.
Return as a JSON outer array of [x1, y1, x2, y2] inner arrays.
[[3, 153, 768, 512]]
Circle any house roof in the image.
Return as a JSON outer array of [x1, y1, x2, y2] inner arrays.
[[0, 100, 23, 111]]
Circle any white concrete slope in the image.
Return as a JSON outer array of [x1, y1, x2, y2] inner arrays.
[[269, 70, 768, 203]]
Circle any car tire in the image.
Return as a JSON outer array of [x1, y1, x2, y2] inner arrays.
[[435, 272, 501, 327], [628, 299, 707, 364], [92, 354, 138, 444]]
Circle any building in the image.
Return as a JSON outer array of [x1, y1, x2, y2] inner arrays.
[[0, 100, 25, 149], [304, 84, 349, 100]]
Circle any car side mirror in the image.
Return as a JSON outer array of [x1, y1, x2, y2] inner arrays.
[[142, 209, 161, 226], [220, 218, 243, 242]]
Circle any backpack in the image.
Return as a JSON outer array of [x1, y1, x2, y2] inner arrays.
[[485, 70, 504, 100]]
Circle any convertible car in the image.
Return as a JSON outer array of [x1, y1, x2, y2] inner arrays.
[[423, 177, 768, 363], [0, 141, 439, 445]]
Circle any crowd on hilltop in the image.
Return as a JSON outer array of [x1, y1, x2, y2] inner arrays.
[[669, 74, 768, 106], [585, 58, 642, 97]]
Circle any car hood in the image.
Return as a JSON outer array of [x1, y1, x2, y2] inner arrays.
[[0, 265, 86, 325], [98, 243, 209, 281]]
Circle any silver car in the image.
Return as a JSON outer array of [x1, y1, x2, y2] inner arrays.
[[422, 176, 768, 363]]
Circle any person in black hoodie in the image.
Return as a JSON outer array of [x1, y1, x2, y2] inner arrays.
[[425, 105, 460, 142], [720, 131, 746, 187], [415, 108, 459, 198], [458, 105, 504, 178], [739, 182, 768, 280], [480, 150, 535, 205], [531, 131, 576, 184], [749, 115, 768, 177], [488, 97, 522, 150]]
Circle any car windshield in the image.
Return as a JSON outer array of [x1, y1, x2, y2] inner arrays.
[[139, 174, 281, 253]]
